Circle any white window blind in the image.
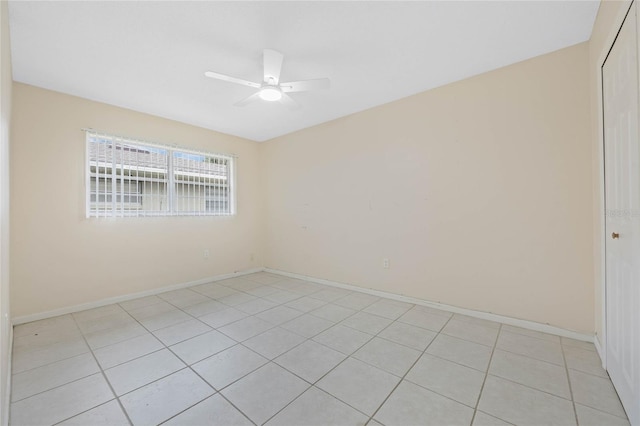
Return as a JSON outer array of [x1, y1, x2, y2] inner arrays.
[[86, 131, 235, 218]]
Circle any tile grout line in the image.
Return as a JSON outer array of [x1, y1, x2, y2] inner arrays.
[[247, 301, 383, 424], [10, 373, 103, 405], [560, 342, 581, 425], [9, 320, 131, 421], [152, 335, 260, 426], [157, 388, 257, 426], [11, 333, 95, 375], [180, 351, 261, 426], [66, 312, 135, 426], [109, 299, 233, 425], [469, 322, 502, 426], [456, 334, 585, 404], [244, 295, 418, 423], [566, 397, 630, 420], [559, 343, 628, 423], [199, 295, 462, 414], [94, 301, 227, 366], [136, 275, 325, 425], [50, 399, 124, 426], [82, 295, 226, 423], [479, 370, 577, 403], [363, 311, 457, 425], [189, 274, 344, 425], [374, 325, 512, 414]]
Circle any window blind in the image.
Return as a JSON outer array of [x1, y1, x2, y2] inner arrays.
[[86, 131, 235, 218]]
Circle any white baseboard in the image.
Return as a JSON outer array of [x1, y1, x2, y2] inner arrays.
[[594, 335, 606, 369], [265, 267, 594, 343], [13, 265, 595, 344], [11, 268, 263, 325]]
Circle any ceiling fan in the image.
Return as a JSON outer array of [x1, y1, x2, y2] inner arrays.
[[204, 49, 330, 109]]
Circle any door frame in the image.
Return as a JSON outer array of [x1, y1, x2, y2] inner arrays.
[[596, 0, 636, 370]]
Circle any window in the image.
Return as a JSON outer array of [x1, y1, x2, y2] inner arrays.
[[86, 131, 235, 218], [90, 180, 142, 206]]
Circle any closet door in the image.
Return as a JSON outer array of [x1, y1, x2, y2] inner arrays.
[[603, 3, 640, 424]]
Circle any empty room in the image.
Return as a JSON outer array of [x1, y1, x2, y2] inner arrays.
[[0, 0, 638, 425]]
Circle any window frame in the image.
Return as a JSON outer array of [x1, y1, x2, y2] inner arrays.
[[85, 130, 236, 218]]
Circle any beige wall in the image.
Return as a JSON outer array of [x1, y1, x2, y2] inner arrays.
[[261, 43, 594, 333], [588, 0, 633, 346], [0, 0, 11, 423], [10, 83, 263, 318]]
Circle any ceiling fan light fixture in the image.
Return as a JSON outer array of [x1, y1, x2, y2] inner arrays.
[[259, 86, 282, 101]]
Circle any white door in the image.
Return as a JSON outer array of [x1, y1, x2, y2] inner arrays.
[[603, 3, 640, 425]]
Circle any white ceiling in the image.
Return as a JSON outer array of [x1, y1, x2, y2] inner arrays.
[[8, 1, 599, 142]]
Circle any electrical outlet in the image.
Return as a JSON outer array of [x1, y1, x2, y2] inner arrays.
[[383, 258, 390, 269], [203, 249, 210, 259], [250, 253, 255, 262]]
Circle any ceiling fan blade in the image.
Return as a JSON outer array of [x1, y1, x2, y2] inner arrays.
[[204, 71, 261, 89], [279, 93, 301, 110], [280, 78, 330, 93], [263, 49, 284, 85], [234, 92, 262, 107]]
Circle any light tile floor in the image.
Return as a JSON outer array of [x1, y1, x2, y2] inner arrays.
[[10, 272, 630, 426]]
